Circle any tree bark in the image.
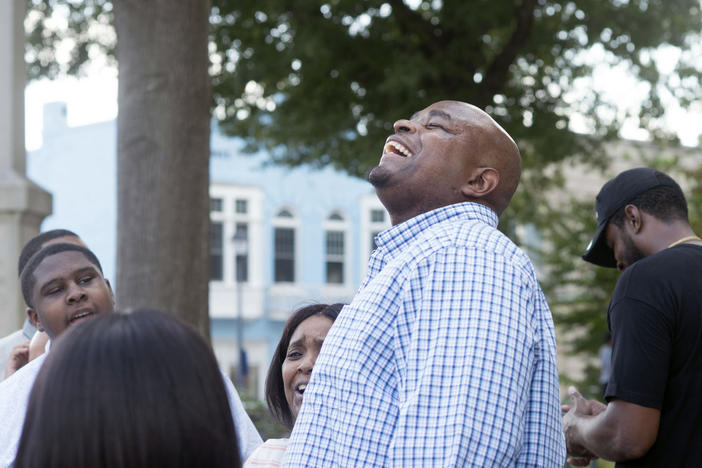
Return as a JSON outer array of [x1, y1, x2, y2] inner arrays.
[[114, 0, 211, 338]]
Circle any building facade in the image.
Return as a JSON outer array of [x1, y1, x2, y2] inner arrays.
[[28, 102, 390, 399]]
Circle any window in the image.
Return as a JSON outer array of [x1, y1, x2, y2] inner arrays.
[[325, 230, 345, 284], [273, 207, 298, 284], [208, 185, 262, 301], [210, 222, 224, 280], [233, 223, 249, 282], [274, 228, 295, 282], [324, 211, 348, 285], [235, 199, 248, 214], [210, 198, 223, 212], [371, 209, 385, 223]]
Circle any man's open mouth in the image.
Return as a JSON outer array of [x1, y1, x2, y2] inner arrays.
[[70, 310, 95, 323], [384, 141, 413, 158]]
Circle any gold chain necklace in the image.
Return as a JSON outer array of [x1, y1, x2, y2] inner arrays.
[[667, 235, 702, 249]]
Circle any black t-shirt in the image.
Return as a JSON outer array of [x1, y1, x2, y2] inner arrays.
[[605, 244, 702, 467]]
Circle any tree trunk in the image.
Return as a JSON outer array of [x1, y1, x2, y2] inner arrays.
[[113, 0, 211, 339]]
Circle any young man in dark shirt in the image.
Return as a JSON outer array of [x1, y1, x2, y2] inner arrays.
[[562, 167, 702, 467]]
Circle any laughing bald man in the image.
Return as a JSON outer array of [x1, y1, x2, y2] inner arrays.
[[284, 101, 565, 467]]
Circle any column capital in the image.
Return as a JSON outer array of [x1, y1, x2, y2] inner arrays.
[[0, 169, 52, 216]]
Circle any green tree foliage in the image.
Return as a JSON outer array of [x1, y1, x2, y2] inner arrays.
[[209, 0, 701, 179], [533, 193, 618, 395], [208, 0, 702, 253], [239, 392, 290, 440], [684, 163, 702, 234], [27, 0, 702, 178], [25, 0, 115, 78]]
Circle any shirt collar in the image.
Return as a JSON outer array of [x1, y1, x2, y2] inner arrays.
[[22, 318, 37, 340], [375, 202, 498, 252]]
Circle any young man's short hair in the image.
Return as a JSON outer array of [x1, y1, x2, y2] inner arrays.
[[17, 229, 80, 277], [20, 243, 103, 307]]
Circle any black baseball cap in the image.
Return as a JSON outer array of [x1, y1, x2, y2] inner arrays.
[[582, 167, 680, 267]]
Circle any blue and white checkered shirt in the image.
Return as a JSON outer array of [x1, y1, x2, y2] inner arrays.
[[285, 202, 565, 467]]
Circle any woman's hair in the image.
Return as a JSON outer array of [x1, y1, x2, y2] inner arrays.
[[15, 309, 240, 468], [265, 303, 343, 429]]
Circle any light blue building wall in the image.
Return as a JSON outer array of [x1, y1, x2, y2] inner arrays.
[[210, 128, 379, 290], [27, 102, 390, 399], [27, 103, 117, 279]]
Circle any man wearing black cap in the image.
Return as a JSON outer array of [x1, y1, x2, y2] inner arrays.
[[562, 167, 702, 467]]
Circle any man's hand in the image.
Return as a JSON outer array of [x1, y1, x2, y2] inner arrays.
[[561, 386, 607, 417], [562, 386, 606, 465], [4, 340, 30, 378]]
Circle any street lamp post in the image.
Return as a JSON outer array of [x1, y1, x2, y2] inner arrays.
[[232, 229, 249, 389]]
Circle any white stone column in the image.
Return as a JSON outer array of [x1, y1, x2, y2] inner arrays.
[[0, 0, 52, 335]]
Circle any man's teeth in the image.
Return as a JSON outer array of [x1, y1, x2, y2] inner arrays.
[[72, 311, 92, 321], [385, 141, 412, 157], [297, 384, 306, 392]]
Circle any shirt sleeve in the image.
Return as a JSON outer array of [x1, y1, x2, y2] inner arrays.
[[606, 297, 672, 408], [221, 371, 263, 461]]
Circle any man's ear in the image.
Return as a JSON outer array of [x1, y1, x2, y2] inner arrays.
[[623, 204, 643, 234], [26, 308, 44, 332], [461, 167, 499, 199]]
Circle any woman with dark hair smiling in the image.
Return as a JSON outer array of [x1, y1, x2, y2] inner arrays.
[[14, 309, 242, 468], [244, 303, 343, 467]]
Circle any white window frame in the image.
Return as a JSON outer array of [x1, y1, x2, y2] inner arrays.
[[323, 210, 351, 287], [271, 206, 300, 284]]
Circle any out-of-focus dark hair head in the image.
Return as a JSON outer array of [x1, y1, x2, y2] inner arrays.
[[14, 309, 241, 468]]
